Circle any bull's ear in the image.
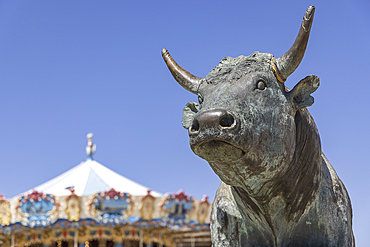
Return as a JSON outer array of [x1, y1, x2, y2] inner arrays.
[[182, 102, 200, 129], [287, 75, 319, 110]]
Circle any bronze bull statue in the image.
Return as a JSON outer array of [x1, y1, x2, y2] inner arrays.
[[162, 6, 354, 247]]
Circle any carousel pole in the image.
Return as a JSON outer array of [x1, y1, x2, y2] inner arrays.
[[159, 231, 163, 247], [139, 230, 143, 247], [191, 236, 195, 247], [74, 230, 78, 247], [11, 232, 14, 247]]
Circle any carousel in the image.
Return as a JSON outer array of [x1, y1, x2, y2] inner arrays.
[[0, 134, 211, 247]]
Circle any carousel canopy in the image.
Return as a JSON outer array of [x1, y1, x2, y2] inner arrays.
[[18, 133, 162, 198]]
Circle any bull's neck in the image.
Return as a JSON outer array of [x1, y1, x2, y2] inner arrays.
[[230, 185, 280, 244], [232, 154, 322, 217], [232, 109, 323, 223], [230, 155, 322, 240]]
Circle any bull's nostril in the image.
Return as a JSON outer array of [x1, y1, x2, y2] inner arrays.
[[191, 119, 200, 132], [219, 114, 235, 128]]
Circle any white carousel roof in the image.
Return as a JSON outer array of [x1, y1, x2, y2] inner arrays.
[[18, 133, 162, 198]]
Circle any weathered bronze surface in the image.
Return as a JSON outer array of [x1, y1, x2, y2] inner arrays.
[[163, 5, 355, 247]]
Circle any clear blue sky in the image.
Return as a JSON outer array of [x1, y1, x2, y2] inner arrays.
[[0, 0, 369, 245]]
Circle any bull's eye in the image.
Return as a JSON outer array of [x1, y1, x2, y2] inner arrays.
[[257, 80, 266, 90], [198, 94, 204, 104]]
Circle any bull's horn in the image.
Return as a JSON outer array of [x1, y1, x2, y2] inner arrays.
[[274, 6, 315, 83], [162, 48, 203, 94]]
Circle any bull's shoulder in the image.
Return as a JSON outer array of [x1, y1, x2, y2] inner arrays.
[[211, 182, 275, 247]]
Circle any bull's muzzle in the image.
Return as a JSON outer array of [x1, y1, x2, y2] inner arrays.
[[189, 109, 237, 135]]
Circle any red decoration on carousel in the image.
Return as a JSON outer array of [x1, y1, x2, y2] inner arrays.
[[141, 190, 154, 200], [66, 187, 80, 201], [200, 195, 210, 205], [173, 190, 190, 202], [100, 188, 126, 199], [0, 195, 6, 202], [25, 190, 46, 202]]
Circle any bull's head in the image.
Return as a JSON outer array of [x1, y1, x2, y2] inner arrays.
[[163, 6, 319, 195]]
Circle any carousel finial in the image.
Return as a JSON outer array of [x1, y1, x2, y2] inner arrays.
[[86, 133, 96, 160]]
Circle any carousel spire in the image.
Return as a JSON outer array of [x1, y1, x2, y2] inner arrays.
[[86, 133, 96, 160]]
